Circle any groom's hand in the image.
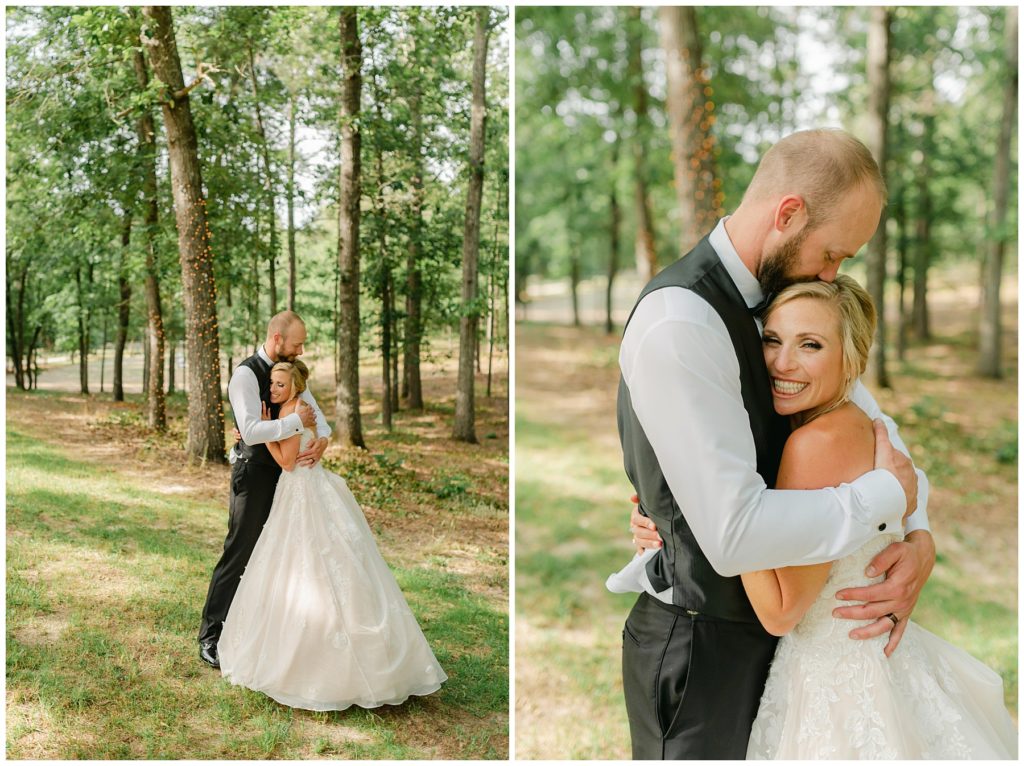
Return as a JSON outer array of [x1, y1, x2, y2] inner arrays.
[[832, 529, 936, 657], [872, 419, 918, 520], [297, 400, 317, 429], [295, 437, 328, 468], [629, 494, 662, 555]]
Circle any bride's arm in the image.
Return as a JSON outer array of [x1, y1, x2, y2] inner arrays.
[[266, 401, 302, 471], [741, 417, 871, 636]]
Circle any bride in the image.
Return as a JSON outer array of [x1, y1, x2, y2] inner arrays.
[[615, 275, 1015, 758], [218, 360, 447, 711], [741, 275, 1015, 758]]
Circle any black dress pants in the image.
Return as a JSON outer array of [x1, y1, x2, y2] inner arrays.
[[622, 592, 778, 760], [197, 458, 281, 644]]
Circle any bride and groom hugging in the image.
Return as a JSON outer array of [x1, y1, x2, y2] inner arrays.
[[197, 310, 446, 711], [609, 130, 1016, 758]]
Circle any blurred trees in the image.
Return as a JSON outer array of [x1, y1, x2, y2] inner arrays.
[[6, 6, 509, 451], [516, 6, 1017, 375]]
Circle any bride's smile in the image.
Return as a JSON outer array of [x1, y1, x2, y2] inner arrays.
[[762, 297, 845, 417]]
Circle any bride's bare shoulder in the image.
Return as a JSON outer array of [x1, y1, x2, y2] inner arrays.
[[780, 403, 875, 488], [279, 398, 301, 418]]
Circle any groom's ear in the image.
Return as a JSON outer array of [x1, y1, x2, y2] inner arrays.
[[773, 194, 809, 232]]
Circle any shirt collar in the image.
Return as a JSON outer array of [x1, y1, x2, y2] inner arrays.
[[708, 216, 764, 311], [257, 345, 274, 368]]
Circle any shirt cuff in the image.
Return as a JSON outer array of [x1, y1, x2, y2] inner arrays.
[[903, 469, 931, 534], [282, 412, 303, 436], [852, 469, 905, 535]]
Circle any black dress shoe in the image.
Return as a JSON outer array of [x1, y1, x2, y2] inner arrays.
[[199, 640, 220, 669]]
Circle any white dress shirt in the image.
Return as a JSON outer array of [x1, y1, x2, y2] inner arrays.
[[609, 218, 930, 599], [227, 346, 331, 464]]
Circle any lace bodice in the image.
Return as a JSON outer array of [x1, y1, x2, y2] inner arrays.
[[790, 532, 901, 646], [748, 531, 1016, 759]]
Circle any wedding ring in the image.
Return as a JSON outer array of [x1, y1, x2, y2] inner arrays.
[[885, 613, 899, 627]]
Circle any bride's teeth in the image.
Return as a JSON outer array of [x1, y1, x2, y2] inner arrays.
[[773, 378, 807, 395]]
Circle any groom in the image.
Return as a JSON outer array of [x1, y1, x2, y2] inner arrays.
[[617, 129, 936, 759], [198, 310, 332, 668]]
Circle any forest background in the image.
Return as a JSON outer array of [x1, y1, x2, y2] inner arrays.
[[7, 5, 509, 759], [515, 5, 1017, 759]]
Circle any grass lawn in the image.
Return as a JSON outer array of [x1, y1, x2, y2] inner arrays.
[[7, 353, 509, 759], [514, 282, 1017, 759]]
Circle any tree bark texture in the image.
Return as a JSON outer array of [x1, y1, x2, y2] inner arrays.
[[114, 212, 132, 401], [75, 264, 89, 395], [453, 7, 490, 443], [628, 7, 658, 282], [143, 5, 225, 461], [335, 6, 366, 448], [865, 6, 891, 389], [247, 41, 278, 316], [658, 6, 721, 256], [606, 132, 621, 334], [404, 81, 425, 409], [977, 7, 1017, 378]]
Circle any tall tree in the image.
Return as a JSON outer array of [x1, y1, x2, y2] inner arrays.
[[113, 210, 132, 401], [131, 32, 167, 430], [628, 7, 658, 281], [403, 20, 426, 409], [453, 7, 490, 443], [977, 6, 1017, 378], [659, 6, 721, 255], [142, 5, 225, 462], [865, 6, 891, 388], [335, 6, 366, 448]]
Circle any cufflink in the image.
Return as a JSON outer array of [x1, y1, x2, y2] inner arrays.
[[878, 523, 886, 531]]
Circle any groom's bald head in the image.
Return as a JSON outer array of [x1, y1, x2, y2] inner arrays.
[[265, 310, 306, 362]]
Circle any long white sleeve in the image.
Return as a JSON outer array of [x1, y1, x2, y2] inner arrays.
[[228, 366, 303, 445], [621, 287, 905, 578], [849, 380, 930, 534]]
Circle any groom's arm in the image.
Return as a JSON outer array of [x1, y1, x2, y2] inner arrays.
[[622, 288, 908, 577], [228, 366, 304, 445], [299, 387, 332, 440], [849, 380, 930, 533]]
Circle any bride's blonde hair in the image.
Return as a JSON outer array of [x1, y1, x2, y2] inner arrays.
[[765, 274, 876, 425], [271, 359, 310, 398]]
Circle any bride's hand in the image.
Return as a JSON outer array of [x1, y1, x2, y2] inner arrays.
[[260, 402, 271, 421], [831, 530, 936, 657], [629, 494, 662, 555]]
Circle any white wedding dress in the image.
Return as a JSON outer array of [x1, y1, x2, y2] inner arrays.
[[219, 429, 447, 711], [747, 533, 1016, 759]]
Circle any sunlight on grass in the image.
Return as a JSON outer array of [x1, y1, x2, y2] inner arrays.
[[6, 401, 507, 760]]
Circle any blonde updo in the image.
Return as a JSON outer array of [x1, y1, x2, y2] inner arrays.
[[271, 359, 309, 398], [764, 274, 876, 424]]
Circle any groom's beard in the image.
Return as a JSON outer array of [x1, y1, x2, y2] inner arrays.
[[758, 228, 810, 296]]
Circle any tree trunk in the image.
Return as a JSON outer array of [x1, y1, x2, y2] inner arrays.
[[167, 337, 176, 394], [628, 7, 658, 281], [606, 131, 621, 335], [100, 311, 109, 393], [336, 6, 366, 448], [114, 211, 132, 401], [911, 111, 933, 342], [27, 325, 41, 390], [143, 5, 225, 462], [247, 40, 278, 317], [287, 95, 297, 312], [895, 190, 909, 361], [453, 7, 490, 443], [403, 75, 424, 408], [570, 247, 581, 327], [978, 6, 1017, 378], [75, 264, 89, 395], [132, 35, 166, 428], [865, 6, 891, 388], [6, 269, 25, 390], [658, 6, 720, 255]]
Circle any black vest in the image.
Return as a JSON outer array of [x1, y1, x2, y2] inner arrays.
[[233, 351, 282, 468], [617, 236, 790, 623]]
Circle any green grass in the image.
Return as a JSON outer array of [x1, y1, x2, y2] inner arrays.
[[6, 407, 507, 759]]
